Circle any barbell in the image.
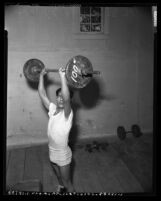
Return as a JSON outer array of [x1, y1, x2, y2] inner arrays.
[[117, 124, 142, 140], [23, 55, 100, 89]]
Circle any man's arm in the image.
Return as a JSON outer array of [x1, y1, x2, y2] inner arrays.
[[59, 67, 72, 119], [38, 69, 50, 110]]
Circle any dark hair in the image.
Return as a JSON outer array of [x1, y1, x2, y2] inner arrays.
[[56, 88, 74, 99]]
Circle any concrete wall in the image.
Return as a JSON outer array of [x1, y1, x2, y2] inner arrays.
[[5, 6, 153, 147]]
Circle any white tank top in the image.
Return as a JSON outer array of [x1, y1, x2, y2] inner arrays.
[[47, 102, 73, 149]]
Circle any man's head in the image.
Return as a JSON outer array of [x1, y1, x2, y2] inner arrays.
[[56, 88, 73, 108]]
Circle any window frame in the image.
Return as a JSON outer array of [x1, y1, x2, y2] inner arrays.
[[72, 7, 109, 40], [80, 7, 104, 34]]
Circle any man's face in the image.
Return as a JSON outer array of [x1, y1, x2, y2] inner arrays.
[[56, 91, 64, 108]]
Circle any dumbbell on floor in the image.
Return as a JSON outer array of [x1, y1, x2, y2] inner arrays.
[[117, 124, 142, 140]]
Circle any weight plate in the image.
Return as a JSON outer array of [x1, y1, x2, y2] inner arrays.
[[23, 59, 45, 82], [65, 55, 93, 89], [131, 124, 142, 137], [117, 126, 126, 140]]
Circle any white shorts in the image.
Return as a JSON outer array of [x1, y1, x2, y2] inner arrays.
[[49, 145, 72, 166]]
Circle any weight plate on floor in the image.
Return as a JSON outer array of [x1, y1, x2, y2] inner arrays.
[[117, 126, 126, 140], [131, 124, 142, 137]]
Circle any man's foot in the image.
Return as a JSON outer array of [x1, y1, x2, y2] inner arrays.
[[56, 185, 66, 193]]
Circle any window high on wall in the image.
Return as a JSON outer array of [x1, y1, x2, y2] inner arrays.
[[80, 7, 103, 33], [72, 7, 109, 39]]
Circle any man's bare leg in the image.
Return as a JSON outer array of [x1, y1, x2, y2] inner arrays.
[[59, 163, 75, 192]]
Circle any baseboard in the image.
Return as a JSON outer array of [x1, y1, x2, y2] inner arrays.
[[7, 135, 48, 150], [6, 130, 153, 150]]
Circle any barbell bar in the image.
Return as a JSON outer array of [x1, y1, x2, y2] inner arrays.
[[32, 67, 100, 76], [23, 55, 101, 89]]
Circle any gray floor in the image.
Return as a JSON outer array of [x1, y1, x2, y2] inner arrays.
[[6, 133, 153, 193]]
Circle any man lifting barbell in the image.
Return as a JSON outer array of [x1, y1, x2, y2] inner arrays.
[[24, 55, 100, 193], [38, 67, 75, 193]]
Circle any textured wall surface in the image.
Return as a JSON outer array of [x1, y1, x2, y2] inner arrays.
[[5, 6, 153, 147]]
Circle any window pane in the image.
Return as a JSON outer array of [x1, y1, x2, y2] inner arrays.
[[91, 16, 101, 23], [80, 7, 90, 14], [80, 24, 90, 32], [91, 24, 101, 32], [80, 15, 90, 23], [91, 7, 101, 15]]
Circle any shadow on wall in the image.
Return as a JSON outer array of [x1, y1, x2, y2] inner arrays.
[[78, 78, 116, 108], [69, 78, 103, 149], [68, 77, 117, 149], [79, 78, 101, 108]]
